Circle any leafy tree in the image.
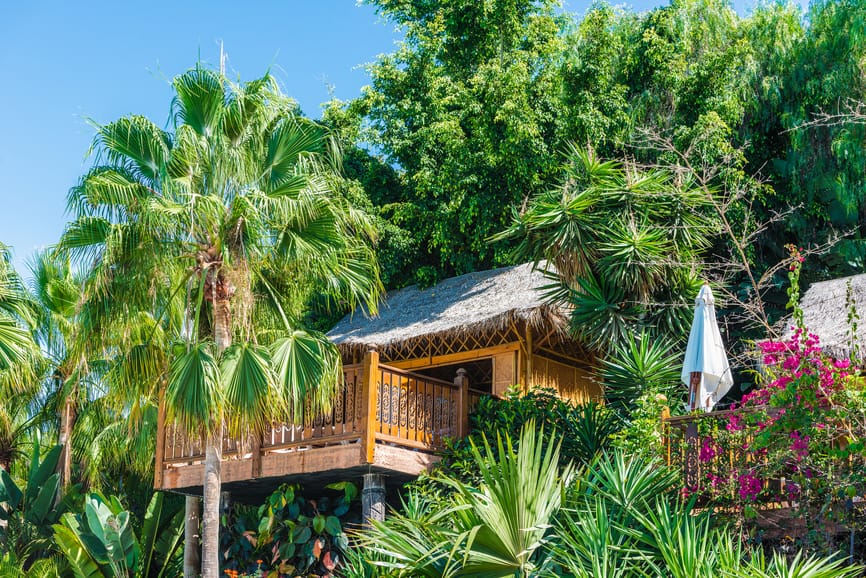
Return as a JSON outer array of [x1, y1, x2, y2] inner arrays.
[[58, 64, 382, 577], [28, 250, 90, 487], [358, 0, 569, 284]]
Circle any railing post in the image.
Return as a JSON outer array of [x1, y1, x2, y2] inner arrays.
[[360, 349, 379, 464], [661, 405, 671, 467], [154, 386, 166, 490], [455, 368, 469, 437]]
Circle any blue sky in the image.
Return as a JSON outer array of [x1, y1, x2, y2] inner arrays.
[[0, 0, 807, 275]]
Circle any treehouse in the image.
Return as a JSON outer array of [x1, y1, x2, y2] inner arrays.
[[155, 263, 599, 509]]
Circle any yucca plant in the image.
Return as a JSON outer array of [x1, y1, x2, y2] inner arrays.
[[360, 421, 572, 577], [599, 333, 682, 411], [495, 145, 717, 360]]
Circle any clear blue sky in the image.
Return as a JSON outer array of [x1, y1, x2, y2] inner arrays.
[[0, 0, 806, 275]]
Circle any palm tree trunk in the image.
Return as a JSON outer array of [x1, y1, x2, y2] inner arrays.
[[183, 496, 201, 578], [200, 440, 222, 578], [58, 394, 75, 487], [200, 294, 232, 578]]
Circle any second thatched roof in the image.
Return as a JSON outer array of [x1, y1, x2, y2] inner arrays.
[[327, 262, 568, 356], [796, 272, 866, 360]]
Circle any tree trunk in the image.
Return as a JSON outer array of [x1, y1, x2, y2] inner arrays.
[[183, 496, 201, 578], [58, 393, 75, 487], [200, 294, 232, 578], [200, 439, 222, 578]]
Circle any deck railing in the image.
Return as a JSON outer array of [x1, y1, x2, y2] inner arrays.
[[156, 351, 473, 486], [664, 408, 764, 499]]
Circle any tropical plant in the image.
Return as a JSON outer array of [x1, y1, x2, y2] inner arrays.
[[220, 481, 358, 577], [361, 421, 573, 577], [0, 440, 77, 570], [0, 242, 36, 373], [58, 62, 382, 577], [53, 491, 184, 577], [413, 388, 616, 497], [28, 250, 90, 487], [599, 332, 682, 412]]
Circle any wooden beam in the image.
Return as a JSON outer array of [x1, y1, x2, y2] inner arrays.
[[525, 325, 533, 395], [154, 386, 166, 490], [389, 342, 520, 370], [161, 443, 438, 492], [360, 349, 379, 464]]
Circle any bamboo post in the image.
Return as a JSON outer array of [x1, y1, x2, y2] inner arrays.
[[154, 386, 166, 490], [360, 349, 379, 464], [454, 368, 469, 437]]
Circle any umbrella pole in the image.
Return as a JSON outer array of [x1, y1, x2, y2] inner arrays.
[[689, 371, 701, 411]]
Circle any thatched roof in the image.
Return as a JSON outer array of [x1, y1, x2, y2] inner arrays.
[[796, 273, 866, 359], [328, 262, 567, 354]]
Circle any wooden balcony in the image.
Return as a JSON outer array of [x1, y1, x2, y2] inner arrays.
[[155, 351, 481, 501]]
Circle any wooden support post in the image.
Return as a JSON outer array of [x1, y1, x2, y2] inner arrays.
[[454, 368, 469, 437], [524, 325, 533, 395], [154, 386, 166, 490], [251, 433, 262, 478], [362, 473, 386, 527], [360, 349, 379, 465]]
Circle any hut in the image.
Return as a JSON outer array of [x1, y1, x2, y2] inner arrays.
[[794, 272, 866, 359], [328, 262, 600, 403], [154, 262, 598, 512]]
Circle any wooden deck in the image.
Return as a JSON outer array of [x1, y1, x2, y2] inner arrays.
[[155, 351, 484, 501]]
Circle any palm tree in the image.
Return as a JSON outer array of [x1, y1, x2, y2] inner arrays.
[[58, 63, 381, 578], [28, 250, 91, 487], [0, 243, 37, 378]]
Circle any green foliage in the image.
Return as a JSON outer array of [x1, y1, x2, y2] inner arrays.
[[496, 147, 715, 354], [352, 423, 862, 577], [0, 440, 77, 569], [413, 388, 618, 495], [600, 333, 682, 411], [53, 491, 184, 578], [219, 482, 359, 577], [359, 421, 572, 577], [357, 0, 569, 283]]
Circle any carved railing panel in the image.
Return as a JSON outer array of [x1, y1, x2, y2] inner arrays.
[[375, 365, 459, 449]]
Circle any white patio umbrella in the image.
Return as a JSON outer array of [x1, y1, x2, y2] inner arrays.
[[681, 284, 733, 411]]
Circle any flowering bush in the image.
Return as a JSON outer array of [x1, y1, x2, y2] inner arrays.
[[683, 247, 866, 554]]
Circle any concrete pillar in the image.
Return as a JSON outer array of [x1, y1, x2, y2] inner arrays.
[[362, 473, 386, 526], [220, 491, 231, 516]]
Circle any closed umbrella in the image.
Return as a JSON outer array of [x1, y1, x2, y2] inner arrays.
[[681, 284, 733, 411]]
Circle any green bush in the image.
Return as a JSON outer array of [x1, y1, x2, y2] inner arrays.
[[220, 482, 359, 577], [411, 387, 619, 497]]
